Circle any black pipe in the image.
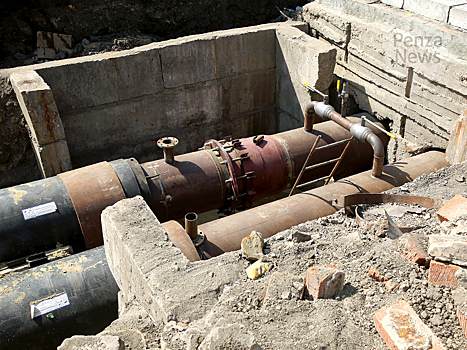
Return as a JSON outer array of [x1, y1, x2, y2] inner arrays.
[[0, 246, 119, 350]]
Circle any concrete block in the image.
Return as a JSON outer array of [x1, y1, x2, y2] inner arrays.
[[58, 335, 124, 350], [437, 194, 467, 222], [35, 47, 56, 59], [404, 0, 467, 23], [221, 69, 275, 118], [215, 28, 275, 77], [37, 49, 164, 111], [306, 266, 344, 299], [374, 300, 446, 350], [52, 33, 73, 51], [381, 0, 404, 8], [428, 234, 467, 267], [446, 111, 467, 165], [10, 70, 72, 177], [264, 272, 305, 302], [102, 196, 245, 323], [199, 323, 263, 350], [428, 260, 464, 287], [276, 25, 336, 124], [37, 31, 54, 48], [449, 4, 467, 29], [160, 38, 216, 88], [398, 233, 431, 266]]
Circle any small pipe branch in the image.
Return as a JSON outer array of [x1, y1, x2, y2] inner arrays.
[[311, 101, 385, 178], [157, 137, 179, 164], [185, 212, 199, 240]]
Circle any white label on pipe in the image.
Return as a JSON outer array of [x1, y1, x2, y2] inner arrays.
[[30, 292, 70, 319], [22, 202, 57, 220]]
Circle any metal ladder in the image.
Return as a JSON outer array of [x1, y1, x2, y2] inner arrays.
[[288, 135, 354, 196]]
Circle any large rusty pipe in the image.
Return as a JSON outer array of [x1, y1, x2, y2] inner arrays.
[[142, 116, 388, 220], [183, 151, 448, 258]]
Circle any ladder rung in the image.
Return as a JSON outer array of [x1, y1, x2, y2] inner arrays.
[[305, 157, 340, 171], [296, 175, 329, 188], [316, 138, 352, 150]]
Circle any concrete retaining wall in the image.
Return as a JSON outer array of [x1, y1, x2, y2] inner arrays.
[[302, 0, 467, 161]]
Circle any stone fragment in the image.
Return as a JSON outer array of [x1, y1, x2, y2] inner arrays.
[[58, 335, 124, 350], [246, 260, 269, 280], [398, 233, 430, 267], [437, 194, 467, 222], [160, 320, 204, 350], [291, 230, 312, 243], [306, 266, 345, 299], [428, 260, 466, 287], [264, 272, 305, 302], [385, 281, 400, 291], [428, 235, 467, 267], [241, 230, 264, 260], [198, 323, 263, 350], [374, 300, 446, 350]]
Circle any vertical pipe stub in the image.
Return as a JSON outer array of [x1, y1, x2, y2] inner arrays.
[[157, 137, 179, 164], [185, 212, 199, 240]]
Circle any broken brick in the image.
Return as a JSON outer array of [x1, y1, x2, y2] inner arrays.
[[458, 305, 467, 338], [428, 260, 461, 288], [437, 194, 467, 222], [398, 233, 430, 267], [367, 267, 389, 282], [264, 272, 305, 302], [374, 300, 446, 350], [306, 266, 344, 299]]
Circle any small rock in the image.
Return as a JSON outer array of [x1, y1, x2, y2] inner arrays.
[[58, 335, 124, 350], [281, 291, 292, 300], [430, 314, 444, 326], [246, 260, 269, 280], [198, 323, 263, 350], [455, 175, 465, 182], [385, 281, 400, 291], [55, 50, 68, 60], [241, 231, 264, 261], [428, 235, 467, 267], [291, 230, 312, 243]]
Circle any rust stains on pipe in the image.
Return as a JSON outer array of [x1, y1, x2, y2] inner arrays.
[[192, 151, 448, 258], [304, 102, 317, 132], [142, 117, 387, 221]]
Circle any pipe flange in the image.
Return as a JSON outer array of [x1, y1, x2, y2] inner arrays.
[[192, 231, 205, 247], [157, 137, 179, 149]]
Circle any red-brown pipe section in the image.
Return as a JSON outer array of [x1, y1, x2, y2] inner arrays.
[[192, 151, 448, 258], [143, 117, 388, 221]]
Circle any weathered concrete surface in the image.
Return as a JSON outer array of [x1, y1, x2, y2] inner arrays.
[[302, 0, 467, 161], [428, 235, 467, 267], [58, 335, 124, 350], [6, 23, 310, 168], [198, 322, 264, 350], [9, 70, 72, 177], [449, 4, 467, 29], [102, 196, 245, 324], [275, 25, 336, 131], [403, 0, 467, 22]]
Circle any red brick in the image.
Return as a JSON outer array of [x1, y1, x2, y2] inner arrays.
[[437, 194, 467, 222], [398, 233, 430, 267], [306, 266, 344, 299], [367, 267, 389, 282], [374, 300, 446, 350], [428, 260, 461, 287], [458, 305, 467, 338]]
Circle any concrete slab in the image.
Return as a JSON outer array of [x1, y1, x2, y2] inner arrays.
[[381, 0, 404, 8], [403, 0, 467, 23], [102, 196, 245, 323], [449, 4, 467, 29]]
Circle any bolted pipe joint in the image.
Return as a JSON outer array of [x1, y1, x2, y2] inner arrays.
[[157, 137, 179, 164], [313, 101, 335, 120]]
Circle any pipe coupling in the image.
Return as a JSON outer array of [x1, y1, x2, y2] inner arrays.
[[313, 102, 335, 120], [349, 124, 373, 143]]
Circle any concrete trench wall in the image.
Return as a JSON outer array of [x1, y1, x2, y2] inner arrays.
[[301, 0, 467, 162], [0, 21, 340, 186]]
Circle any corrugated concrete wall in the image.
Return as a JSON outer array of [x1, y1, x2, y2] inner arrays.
[[302, 0, 467, 161]]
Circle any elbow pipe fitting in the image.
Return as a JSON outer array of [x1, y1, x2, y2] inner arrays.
[[366, 133, 385, 178]]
